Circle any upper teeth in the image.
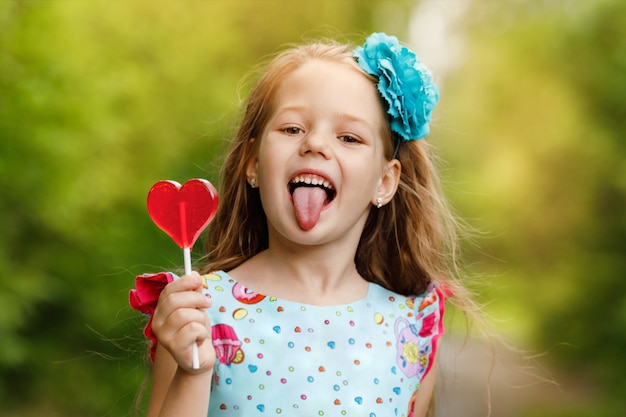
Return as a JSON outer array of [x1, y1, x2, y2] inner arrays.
[[291, 175, 334, 190]]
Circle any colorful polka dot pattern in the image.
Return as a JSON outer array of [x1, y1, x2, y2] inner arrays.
[[199, 270, 445, 417]]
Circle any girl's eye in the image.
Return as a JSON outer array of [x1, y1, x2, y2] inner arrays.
[[339, 134, 361, 143], [282, 126, 303, 135]]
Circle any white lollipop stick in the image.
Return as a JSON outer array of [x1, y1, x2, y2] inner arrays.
[[183, 246, 193, 275]]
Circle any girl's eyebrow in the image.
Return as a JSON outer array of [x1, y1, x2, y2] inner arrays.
[[335, 112, 376, 135], [274, 105, 306, 115], [335, 112, 370, 126], [267, 106, 304, 125]]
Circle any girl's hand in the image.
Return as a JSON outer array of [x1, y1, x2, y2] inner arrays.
[[152, 272, 215, 373]]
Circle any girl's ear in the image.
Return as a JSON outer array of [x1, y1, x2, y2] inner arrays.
[[373, 159, 401, 207], [245, 138, 259, 187]]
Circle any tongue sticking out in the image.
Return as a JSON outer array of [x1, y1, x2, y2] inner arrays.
[[292, 186, 327, 231]]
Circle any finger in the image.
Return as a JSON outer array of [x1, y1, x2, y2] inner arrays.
[[161, 272, 203, 295], [153, 307, 210, 352], [168, 307, 211, 333], [153, 301, 211, 339], [158, 289, 212, 312], [152, 291, 211, 341], [171, 321, 214, 371], [157, 274, 211, 314]]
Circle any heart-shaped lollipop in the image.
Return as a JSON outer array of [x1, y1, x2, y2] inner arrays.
[[147, 179, 218, 249], [146, 178, 218, 370]]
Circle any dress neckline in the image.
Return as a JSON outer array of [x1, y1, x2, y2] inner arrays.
[[216, 270, 380, 309]]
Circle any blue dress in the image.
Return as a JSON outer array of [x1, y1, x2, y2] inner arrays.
[[200, 270, 445, 417], [130, 270, 445, 417]]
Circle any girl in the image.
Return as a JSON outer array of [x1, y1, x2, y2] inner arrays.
[[131, 32, 472, 417]]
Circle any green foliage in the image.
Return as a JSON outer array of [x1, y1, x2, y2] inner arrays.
[[437, 0, 626, 411], [538, 0, 626, 398]]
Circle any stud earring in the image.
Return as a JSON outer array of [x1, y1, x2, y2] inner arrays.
[[376, 197, 383, 209], [249, 177, 257, 188]]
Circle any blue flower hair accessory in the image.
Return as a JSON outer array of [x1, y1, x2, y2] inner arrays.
[[354, 32, 439, 143]]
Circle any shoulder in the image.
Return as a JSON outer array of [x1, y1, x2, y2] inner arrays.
[[367, 282, 446, 351], [368, 282, 446, 318], [372, 282, 446, 384], [199, 270, 231, 289], [200, 270, 258, 300]]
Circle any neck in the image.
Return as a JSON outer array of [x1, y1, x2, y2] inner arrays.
[[267, 246, 359, 289], [228, 235, 368, 305]]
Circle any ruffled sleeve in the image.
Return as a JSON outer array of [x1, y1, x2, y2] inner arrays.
[[419, 284, 447, 380], [400, 283, 447, 383], [129, 272, 175, 361]]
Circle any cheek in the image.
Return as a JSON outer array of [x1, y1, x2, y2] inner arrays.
[[345, 161, 383, 192], [256, 156, 286, 195], [255, 144, 274, 180]]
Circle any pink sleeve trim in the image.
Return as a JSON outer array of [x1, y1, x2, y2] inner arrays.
[[129, 272, 175, 361], [422, 285, 447, 381]]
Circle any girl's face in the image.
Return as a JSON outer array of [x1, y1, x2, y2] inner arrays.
[[248, 60, 400, 249]]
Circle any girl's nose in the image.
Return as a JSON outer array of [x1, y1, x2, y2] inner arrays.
[[299, 130, 331, 159]]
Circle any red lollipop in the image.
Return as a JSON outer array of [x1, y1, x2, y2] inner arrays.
[[147, 179, 218, 250], [146, 178, 219, 369]]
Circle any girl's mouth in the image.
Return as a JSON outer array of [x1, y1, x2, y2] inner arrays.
[[288, 174, 336, 230], [288, 174, 336, 203]]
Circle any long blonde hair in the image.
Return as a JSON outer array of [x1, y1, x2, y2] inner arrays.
[[201, 40, 471, 308]]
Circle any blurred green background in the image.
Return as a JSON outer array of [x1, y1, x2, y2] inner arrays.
[[1, 0, 624, 416]]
